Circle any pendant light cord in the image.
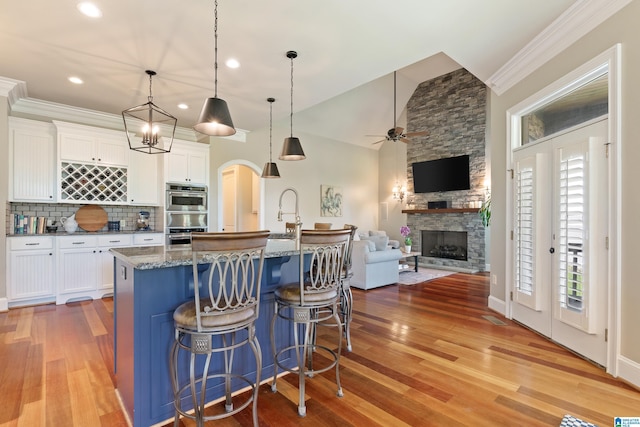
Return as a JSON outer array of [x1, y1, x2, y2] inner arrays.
[[289, 54, 294, 137], [214, 0, 219, 98], [269, 99, 274, 161]]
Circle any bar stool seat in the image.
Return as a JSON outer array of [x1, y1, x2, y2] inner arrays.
[[170, 231, 270, 427], [173, 301, 255, 328]]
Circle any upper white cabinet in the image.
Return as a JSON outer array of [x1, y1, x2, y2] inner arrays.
[[8, 117, 56, 202], [54, 121, 130, 204], [166, 139, 209, 185], [55, 121, 129, 167], [129, 150, 160, 206]]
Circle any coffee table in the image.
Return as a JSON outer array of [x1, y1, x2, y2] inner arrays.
[[399, 251, 421, 272]]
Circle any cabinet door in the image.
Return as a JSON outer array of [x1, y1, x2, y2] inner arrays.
[[165, 141, 209, 184], [167, 149, 190, 183], [129, 150, 160, 205], [97, 137, 129, 166], [9, 118, 56, 202], [97, 235, 133, 291], [8, 250, 55, 302], [59, 133, 97, 163], [187, 151, 208, 185], [58, 248, 98, 296]]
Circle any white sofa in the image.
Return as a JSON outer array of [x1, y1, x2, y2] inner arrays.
[[350, 232, 403, 290]]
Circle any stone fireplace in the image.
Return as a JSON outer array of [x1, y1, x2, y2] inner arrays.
[[403, 68, 487, 272]]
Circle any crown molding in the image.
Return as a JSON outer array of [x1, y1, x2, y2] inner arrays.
[[487, 0, 632, 95], [0, 76, 28, 105], [9, 96, 247, 142]]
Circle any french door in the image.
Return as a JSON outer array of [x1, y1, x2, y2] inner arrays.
[[512, 119, 608, 366]]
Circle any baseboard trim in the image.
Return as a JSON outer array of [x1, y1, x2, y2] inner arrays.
[[617, 355, 640, 390], [0, 297, 8, 312], [488, 295, 506, 316]]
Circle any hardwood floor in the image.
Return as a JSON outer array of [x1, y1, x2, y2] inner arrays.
[[1, 272, 638, 426]]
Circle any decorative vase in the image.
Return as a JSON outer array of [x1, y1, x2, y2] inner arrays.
[[405, 245, 412, 253]]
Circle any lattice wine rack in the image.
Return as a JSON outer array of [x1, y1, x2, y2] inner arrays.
[[60, 162, 128, 203]]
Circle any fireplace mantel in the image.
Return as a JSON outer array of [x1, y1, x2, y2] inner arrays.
[[402, 208, 479, 214]]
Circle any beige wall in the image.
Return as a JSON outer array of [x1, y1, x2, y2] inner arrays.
[[488, 1, 640, 365], [208, 122, 380, 234]]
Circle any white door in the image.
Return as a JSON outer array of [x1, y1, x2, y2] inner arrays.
[[512, 119, 608, 366], [222, 168, 236, 232]]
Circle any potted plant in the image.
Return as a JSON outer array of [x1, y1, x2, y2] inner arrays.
[[400, 226, 412, 253]]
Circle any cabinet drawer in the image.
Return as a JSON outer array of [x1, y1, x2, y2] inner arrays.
[[133, 233, 164, 246], [98, 234, 133, 247], [9, 236, 54, 251], [57, 235, 98, 249]]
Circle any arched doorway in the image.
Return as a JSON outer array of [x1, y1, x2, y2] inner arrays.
[[218, 161, 264, 232]]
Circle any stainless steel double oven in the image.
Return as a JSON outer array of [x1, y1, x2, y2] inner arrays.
[[165, 183, 208, 246]]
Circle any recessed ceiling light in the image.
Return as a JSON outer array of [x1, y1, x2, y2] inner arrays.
[[226, 58, 240, 69], [177, 103, 189, 110], [68, 76, 84, 84], [77, 2, 103, 18]]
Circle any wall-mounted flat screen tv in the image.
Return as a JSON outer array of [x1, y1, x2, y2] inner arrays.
[[412, 155, 470, 193]]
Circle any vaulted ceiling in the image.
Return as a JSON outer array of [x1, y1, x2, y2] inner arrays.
[[0, 0, 577, 147]]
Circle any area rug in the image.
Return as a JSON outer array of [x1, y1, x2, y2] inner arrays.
[[397, 267, 455, 285]]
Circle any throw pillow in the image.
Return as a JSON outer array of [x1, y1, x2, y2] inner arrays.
[[369, 230, 387, 237], [364, 235, 389, 251]]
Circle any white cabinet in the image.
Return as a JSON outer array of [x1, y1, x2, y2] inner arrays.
[[57, 234, 136, 303], [57, 235, 100, 304], [54, 121, 130, 204], [8, 117, 56, 202], [55, 121, 129, 167], [6, 236, 55, 307], [166, 140, 209, 185], [97, 235, 133, 292], [129, 150, 160, 205]]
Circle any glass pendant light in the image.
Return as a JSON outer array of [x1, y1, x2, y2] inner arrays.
[[279, 50, 305, 160], [261, 97, 281, 178], [193, 0, 236, 136], [122, 70, 177, 154]]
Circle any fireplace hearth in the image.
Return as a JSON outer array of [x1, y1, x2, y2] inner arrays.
[[422, 230, 468, 261]]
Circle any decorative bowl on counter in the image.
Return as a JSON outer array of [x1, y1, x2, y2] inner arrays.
[[46, 226, 58, 233]]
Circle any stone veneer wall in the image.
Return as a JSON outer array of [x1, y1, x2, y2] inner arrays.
[[405, 68, 486, 271]]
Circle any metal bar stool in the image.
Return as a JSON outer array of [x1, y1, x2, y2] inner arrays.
[[170, 231, 270, 427], [270, 228, 351, 416], [340, 224, 358, 351]]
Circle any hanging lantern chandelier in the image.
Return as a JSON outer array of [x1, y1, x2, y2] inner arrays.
[[122, 70, 177, 154]]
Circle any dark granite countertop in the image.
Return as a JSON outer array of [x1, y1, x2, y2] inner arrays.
[[110, 244, 298, 270]]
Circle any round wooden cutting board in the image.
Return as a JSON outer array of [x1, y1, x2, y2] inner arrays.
[[75, 205, 108, 231]]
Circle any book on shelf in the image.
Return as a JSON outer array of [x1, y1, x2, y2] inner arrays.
[[12, 214, 50, 235]]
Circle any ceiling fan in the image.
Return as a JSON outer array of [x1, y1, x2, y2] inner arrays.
[[367, 71, 429, 145]]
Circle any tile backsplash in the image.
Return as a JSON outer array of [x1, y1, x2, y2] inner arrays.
[[7, 202, 158, 234]]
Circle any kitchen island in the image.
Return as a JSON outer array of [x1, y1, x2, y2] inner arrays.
[[110, 243, 301, 427]]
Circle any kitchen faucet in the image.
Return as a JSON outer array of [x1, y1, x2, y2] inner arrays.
[[277, 187, 302, 250]]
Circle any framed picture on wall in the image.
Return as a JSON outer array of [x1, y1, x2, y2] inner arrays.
[[320, 185, 343, 217]]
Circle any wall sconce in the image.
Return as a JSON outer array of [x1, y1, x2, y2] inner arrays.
[[392, 182, 407, 203]]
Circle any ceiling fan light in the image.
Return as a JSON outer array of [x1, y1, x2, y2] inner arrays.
[[193, 97, 236, 136], [261, 162, 281, 178], [279, 137, 306, 160]]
